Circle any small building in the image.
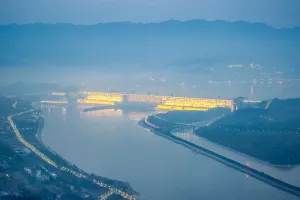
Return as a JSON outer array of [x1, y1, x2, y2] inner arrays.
[[50, 172, 57, 179], [36, 170, 49, 181], [232, 97, 262, 111], [24, 167, 32, 175]]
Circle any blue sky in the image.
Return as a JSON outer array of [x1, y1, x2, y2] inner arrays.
[[0, 0, 299, 27]]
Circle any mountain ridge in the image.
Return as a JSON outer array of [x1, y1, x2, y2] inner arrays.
[[0, 19, 299, 70], [1, 19, 299, 29]]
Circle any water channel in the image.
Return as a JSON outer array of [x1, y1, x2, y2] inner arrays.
[[41, 105, 299, 200]]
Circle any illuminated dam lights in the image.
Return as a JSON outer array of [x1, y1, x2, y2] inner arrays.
[[84, 92, 123, 102], [77, 99, 115, 105], [156, 105, 209, 111], [125, 94, 163, 104], [162, 97, 232, 109], [48, 91, 233, 110]]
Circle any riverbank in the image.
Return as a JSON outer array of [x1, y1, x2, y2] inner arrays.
[[175, 128, 300, 170], [38, 116, 139, 197], [152, 106, 300, 166], [138, 117, 300, 198], [195, 99, 300, 166], [4, 109, 139, 199], [195, 125, 300, 166]]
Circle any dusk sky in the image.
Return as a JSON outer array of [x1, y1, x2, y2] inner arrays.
[[0, 0, 300, 27]]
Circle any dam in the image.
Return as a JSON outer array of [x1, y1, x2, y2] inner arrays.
[[41, 91, 234, 111]]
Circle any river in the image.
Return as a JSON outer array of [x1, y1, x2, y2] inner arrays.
[[173, 128, 300, 187], [41, 105, 299, 200]]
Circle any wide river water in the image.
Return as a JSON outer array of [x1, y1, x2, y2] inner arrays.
[[41, 105, 300, 200]]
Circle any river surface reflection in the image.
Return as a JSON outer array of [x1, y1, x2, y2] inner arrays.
[[41, 105, 299, 200]]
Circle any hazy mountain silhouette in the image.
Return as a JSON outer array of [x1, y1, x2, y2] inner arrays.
[[0, 81, 63, 95], [1, 20, 299, 73]]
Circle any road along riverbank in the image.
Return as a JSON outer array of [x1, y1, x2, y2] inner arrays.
[[8, 110, 139, 200], [138, 117, 300, 198]]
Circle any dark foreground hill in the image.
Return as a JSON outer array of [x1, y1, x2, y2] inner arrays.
[[196, 98, 300, 165]]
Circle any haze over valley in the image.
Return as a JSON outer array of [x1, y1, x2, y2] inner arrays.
[[1, 1, 300, 200]]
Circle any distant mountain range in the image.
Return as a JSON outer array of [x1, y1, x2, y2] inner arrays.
[[1, 20, 299, 73], [0, 82, 63, 95]]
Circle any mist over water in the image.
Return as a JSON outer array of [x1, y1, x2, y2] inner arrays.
[[1, 66, 299, 100], [1, 21, 300, 100]]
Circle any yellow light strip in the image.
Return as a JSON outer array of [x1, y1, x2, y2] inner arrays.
[[77, 99, 115, 105]]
